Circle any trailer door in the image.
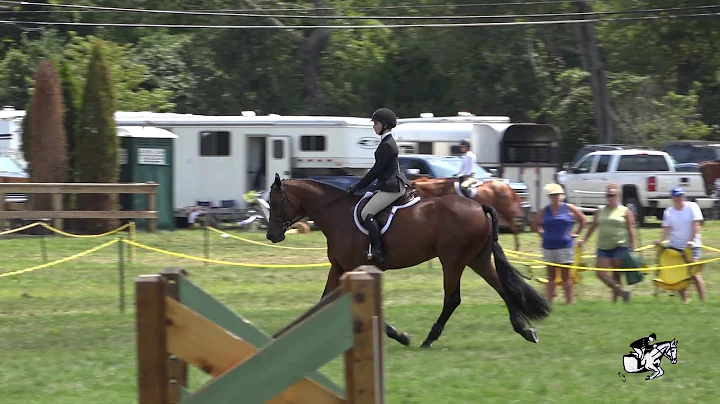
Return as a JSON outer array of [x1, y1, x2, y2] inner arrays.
[[266, 136, 291, 188]]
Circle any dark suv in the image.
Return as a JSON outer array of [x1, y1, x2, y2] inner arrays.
[[568, 144, 654, 168], [662, 140, 720, 164]]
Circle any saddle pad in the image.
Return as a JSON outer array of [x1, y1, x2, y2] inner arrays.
[[353, 191, 421, 236]]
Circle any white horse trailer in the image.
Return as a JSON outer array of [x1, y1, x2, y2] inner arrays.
[[113, 112, 376, 211], [394, 115, 561, 213]]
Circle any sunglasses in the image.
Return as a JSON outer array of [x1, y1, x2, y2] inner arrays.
[[606, 193, 618, 197]]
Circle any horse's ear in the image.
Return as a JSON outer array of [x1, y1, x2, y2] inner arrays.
[[272, 173, 281, 189]]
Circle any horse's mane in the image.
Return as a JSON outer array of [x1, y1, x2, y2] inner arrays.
[[283, 177, 350, 193]]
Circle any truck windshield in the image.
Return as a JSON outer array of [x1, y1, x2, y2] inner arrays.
[[429, 158, 493, 179]]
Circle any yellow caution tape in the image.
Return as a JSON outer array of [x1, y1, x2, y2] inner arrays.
[[504, 251, 720, 272], [0, 221, 43, 236], [121, 239, 331, 268], [0, 239, 120, 279], [505, 244, 655, 260], [40, 222, 130, 238], [208, 226, 326, 250]]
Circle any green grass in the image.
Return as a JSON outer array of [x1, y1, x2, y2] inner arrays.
[[1, 221, 719, 403]]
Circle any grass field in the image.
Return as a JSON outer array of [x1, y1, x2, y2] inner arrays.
[[1, 220, 719, 403]]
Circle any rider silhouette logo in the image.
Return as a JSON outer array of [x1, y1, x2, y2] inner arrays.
[[622, 333, 678, 380]]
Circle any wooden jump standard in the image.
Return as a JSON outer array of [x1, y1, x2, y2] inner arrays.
[[136, 266, 385, 404]]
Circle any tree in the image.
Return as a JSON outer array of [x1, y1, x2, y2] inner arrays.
[[75, 40, 119, 232], [59, 60, 81, 181], [27, 59, 69, 210]]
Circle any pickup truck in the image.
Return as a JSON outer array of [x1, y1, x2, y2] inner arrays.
[[557, 149, 717, 225], [305, 154, 532, 229]]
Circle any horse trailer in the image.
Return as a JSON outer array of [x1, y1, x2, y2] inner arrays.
[[394, 114, 562, 213]]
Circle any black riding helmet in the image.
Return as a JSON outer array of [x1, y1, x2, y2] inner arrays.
[[371, 108, 397, 129], [459, 139, 470, 147]]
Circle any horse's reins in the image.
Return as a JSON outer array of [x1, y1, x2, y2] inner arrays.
[[272, 184, 354, 231]]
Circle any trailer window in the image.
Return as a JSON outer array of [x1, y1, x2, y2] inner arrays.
[[273, 140, 284, 159], [505, 144, 551, 163], [199, 131, 230, 156], [300, 135, 326, 151], [418, 142, 433, 154]]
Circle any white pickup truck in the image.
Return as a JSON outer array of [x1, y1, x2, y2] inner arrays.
[[557, 149, 716, 225]]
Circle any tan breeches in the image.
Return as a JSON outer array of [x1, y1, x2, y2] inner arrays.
[[361, 190, 406, 221]]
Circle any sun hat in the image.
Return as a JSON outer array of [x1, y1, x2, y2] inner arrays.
[[544, 183, 565, 195]]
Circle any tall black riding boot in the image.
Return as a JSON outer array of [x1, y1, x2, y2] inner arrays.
[[364, 214, 385, 263]]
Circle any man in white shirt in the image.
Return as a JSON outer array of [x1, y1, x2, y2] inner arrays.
[[653, 187, 706, 303], [455, 139, 478, 197]]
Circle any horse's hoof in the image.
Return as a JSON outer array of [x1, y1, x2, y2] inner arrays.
[[523, 328, 539, 343], [420, 340, 433, 349], [397, 332, 411, 347]]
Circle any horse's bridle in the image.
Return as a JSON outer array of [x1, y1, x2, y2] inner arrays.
[[270, 182, 353, 232]]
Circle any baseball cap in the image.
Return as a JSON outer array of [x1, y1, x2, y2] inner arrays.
[[671, 187, 685, 197]]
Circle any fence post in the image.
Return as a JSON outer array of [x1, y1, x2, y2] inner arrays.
[[147, 182, 157, 233], [51, 193, 63, 230], [129, 221, 136, 263], [204, 223, 210, 267], [135, 274, 171, 404], [118, 237, 125, 314], [341, 269, 385, 404]]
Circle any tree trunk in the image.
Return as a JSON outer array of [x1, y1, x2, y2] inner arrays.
[[575, 0, 614, 144], [301, 27, 329, 114]]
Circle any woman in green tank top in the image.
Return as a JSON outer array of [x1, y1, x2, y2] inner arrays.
[[578, 183, 638, 302]]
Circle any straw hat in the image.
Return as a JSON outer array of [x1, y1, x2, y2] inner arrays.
[[544, 183, 565, 195]]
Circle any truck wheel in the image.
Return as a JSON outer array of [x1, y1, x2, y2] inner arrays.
[[625, 197, 645, 227]]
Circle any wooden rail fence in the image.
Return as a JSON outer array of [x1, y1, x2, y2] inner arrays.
[[0, 182, 158, 232], [136, 266, 385, 404]]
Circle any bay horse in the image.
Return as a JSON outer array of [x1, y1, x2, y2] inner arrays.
[[699, 161, 720, 196], [266, 174, 550, 348], [410, 177, 527, 251]]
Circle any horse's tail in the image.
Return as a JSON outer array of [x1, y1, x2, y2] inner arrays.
[[483, 204, 551, 323]]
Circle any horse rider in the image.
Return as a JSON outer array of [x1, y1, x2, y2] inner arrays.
[[454, 139, 478, 197], [630, 333, 657, 360], [346, 107, 411, 263]]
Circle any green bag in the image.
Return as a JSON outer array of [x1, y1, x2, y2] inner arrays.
[[620, 250, 645, 285]]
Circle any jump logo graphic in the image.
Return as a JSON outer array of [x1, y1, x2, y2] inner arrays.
[[621, 333, 678, 380]]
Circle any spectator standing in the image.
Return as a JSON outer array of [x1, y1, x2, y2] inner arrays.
[[532, 183, 587, 304], [653, 187, 707, 303], [578, 183, 637, 303]]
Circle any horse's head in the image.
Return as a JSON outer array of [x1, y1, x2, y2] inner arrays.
[[699, 162, 719, 196], [266, 174, 307, 243], [668, 339, 678, 364]]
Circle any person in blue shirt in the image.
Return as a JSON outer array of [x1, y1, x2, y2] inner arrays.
[[532, 183, 587, 304]]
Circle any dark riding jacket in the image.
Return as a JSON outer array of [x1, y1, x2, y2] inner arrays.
[[355, 133, 410, 192]]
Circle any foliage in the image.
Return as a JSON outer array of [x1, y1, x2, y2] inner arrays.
[[75, 40, 119, 232], [0, 1, 718, 162], [59, 60, 81, 182], [27, 59, 69, 210]]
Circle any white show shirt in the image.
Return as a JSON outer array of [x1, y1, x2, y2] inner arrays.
[[460, 151, 476, 176], [662, 201, 703, 248]]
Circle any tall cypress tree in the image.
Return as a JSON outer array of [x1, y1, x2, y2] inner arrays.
[[76, 40, 119, 232], [59, 60, 81, 182], [28, 59, 69, 211]]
